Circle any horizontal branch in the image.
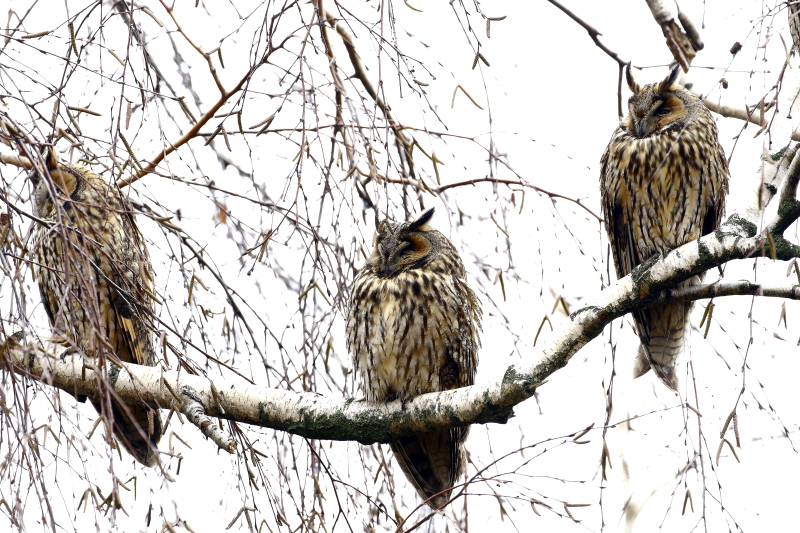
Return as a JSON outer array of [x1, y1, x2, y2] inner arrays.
[[0, 343, 520, 445], [701, 97, 800, 141], [655, 280, 800, 305], [3, 138, 798, 447], [2, 208, 797, 444]]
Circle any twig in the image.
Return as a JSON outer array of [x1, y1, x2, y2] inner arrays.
[[701, 97, 800, 141], [546, 0, 625, 66], [180, 387, 236, 454]]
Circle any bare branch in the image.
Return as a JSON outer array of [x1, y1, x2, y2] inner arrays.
[[546, 0, 625, 66], [644, 0, 703, 71], [4, 203, 797, 445]]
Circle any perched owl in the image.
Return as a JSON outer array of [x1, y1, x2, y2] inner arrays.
[[600, 65, 729, 391], [32, 148, 162, 466], [346, 208, 481, 509]]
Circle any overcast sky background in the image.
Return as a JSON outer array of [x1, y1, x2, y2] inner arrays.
[[1, 1, 798, 532]]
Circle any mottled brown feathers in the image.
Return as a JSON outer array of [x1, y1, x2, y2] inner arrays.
[[33, 150, 162, 466], [600, 66, 729, 391], [346, 208, 481, 508]]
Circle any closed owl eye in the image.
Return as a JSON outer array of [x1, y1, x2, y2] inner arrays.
[[654, 106, 670, 116]]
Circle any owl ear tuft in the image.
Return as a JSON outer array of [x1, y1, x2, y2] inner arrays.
[[659, 65, 682, 91], [42, 146, 59, 171], [625, 63, 640, 93], [408, 207, 434, 231]]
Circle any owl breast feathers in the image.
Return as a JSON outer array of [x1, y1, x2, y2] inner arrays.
[[345, 208, 481, 509], [32, 149, 162, 466], [600, 65, 729, 391]]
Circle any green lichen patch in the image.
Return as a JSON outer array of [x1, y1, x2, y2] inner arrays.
[[770, 234, 800, 260], [256, 401, 396, 444], [570, 305, 601, 321], [697, 239, 713, 266], [770, 145, 789, 161], [778, 199, 800, 219], [725, 214, 757, 238], [108, 363, 120, 387], [631, 254, 659, 284]]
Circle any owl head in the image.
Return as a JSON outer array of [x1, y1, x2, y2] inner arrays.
[[622, 64, 699, 139], [33, 147, 82, 218], [369, 208, 444, 278]]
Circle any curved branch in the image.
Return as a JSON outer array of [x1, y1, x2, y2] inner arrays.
[[116, 67, 254, 188], [4, 134, 798, 446], [653, 280, 800, 305], [3, 202, 798, 444]]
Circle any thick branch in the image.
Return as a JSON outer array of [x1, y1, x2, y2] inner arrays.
[[3, 203, 798, 443], [652, 280, 800, 305], [180, 387, 236, 453], [774, 145, 800, 235], [0, 344, 519, 444]]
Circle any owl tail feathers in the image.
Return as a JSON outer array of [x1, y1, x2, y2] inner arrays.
[[632, 301, 688, 392], [390, 430, 465, 510], [633, 345, 679, 391], [92, 398, 163, 467]]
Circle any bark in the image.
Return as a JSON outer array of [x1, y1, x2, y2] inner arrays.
[[644, 0, 703, 71], [2, 195, 798, 448]]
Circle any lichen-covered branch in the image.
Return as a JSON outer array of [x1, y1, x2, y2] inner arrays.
[[0, 341, 519, 444], [179, 387, 236, 454], [654, 280, 800, 305], [2, 199, 797, 444]]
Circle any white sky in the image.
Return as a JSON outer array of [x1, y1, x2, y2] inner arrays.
[[0, 1, 798, 532]]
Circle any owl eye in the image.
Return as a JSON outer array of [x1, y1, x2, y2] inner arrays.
[[655, 106, 670, 116], [400, 241, 415, 256]]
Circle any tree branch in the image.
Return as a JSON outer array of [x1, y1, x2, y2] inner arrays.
[[546, 0, 625, 66], [3, 203, 798, 445], [645, 0, 703, 71]]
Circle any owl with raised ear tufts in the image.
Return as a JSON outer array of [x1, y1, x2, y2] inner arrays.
[[345, 207, 482, 509], [32, 148, 163, 466], [600, 65, 729, 391]]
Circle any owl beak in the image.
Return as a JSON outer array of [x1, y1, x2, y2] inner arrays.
[[636, 114, 656, 138], [381, 262, 396, 277]]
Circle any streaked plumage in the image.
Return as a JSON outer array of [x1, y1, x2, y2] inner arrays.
[[346, 208, 481, 509], [600, 66, 729, 391], [32, 149, 162, 466]]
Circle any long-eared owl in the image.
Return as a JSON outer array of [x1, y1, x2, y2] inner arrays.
[[32, 148, 162, 466], [346, 208, 482, 509], [600, 65, 729, 391]]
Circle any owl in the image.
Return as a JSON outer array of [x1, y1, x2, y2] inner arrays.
[[600, 65, 729, 391], [32, 148, 162, 466], [346, 208, 481, 509]]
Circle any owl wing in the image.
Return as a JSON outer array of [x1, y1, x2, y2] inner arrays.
[[450, 277, 481, 389], [702, 145, 729, 237], [85, 185, 161, 465], [600, 139, 653, 346], [113, 217, 155, 367], [600, 138, 646, 280]]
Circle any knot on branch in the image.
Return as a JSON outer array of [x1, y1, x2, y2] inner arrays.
[[180, 386, 236, 454]]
